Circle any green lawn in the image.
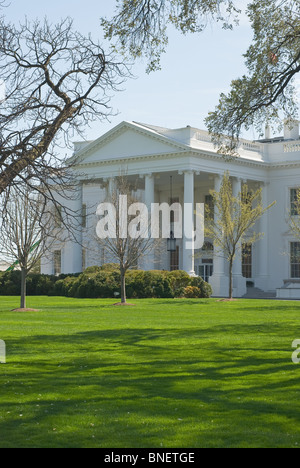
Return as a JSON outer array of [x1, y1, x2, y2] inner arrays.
[[0, 296, 300, 448]]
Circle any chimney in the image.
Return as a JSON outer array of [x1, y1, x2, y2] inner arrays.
[[284, 119, 299, 140], [265, 125, 271, 139]]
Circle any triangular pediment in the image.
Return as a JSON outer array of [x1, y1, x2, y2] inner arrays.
[[73, 121, 188, 165]]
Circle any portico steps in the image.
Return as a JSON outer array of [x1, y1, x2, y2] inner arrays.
[[242, 286, 276, 299]]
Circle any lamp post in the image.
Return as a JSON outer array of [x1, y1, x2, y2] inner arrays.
[[167, 230, 176, 252], [167, 176, 177, 252]]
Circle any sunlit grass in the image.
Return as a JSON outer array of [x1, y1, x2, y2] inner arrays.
[[0, 296, 300, 448]]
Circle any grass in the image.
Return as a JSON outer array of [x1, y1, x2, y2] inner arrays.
[[0, 295, 300, 448]]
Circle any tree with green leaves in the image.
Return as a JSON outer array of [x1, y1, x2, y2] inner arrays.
[[102, 0, 300, 152], [205, 172, 275, 299], [101, 0, 240, 73], [206, 0, 300, 154]]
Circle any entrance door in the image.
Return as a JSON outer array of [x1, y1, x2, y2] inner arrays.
[[242, 243, 252, 278], [199, 259, 213, 283]]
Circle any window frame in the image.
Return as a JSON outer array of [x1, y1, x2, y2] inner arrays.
[[290, 188, 300, 217], [290, 242, 300, 279], [242, 243, 252, 279]]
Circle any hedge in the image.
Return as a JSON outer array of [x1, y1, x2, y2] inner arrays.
[[0, 266, 212, 299]]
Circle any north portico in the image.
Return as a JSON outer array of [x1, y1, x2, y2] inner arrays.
[[41, 119, 300, 298]]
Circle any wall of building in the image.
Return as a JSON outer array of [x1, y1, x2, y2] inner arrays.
[[40, 120, 300, 296]]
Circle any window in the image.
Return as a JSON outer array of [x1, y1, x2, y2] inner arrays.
[[291, 242, 300, 278], [54, 250, 61, 276], [199, 259, 213, 283], [242, 243, 252, 278], [82, 204, 87, 228], [202, 241, 214, 252], [54, 206, 62, 229], [170, 246, 179, 271], [290, 188, 300, 216]]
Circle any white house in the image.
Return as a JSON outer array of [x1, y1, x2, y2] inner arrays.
[[41, 119, 300, 299]]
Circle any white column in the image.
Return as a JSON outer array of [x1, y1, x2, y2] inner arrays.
[[209, 174, 229, 297], [145, 173, 155, 210], [212, 174, 225, 275], [73, 183, 83, 273], [182, 170, 195, 275], [232, 177, 247, 297], [144, 173, 155, 270], [106, 177, 116, 198], [255, 182, 269, 291], [41, 252, 54, 275], [63, 183, 83, 274], [232, 177, 242, 276]]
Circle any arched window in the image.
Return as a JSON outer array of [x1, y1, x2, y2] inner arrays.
[[202, 241, 214, 252]]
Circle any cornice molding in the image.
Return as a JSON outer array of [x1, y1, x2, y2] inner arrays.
[[75, 150, 188, 168], [73, 124, 300, 172]]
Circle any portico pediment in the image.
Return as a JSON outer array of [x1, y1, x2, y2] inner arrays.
[[73, 121, 188, 166]]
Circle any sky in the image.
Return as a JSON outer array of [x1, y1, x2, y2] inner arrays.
[[4, 0, 258, 145]]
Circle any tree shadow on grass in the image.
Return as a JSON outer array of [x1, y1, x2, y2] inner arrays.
[[1, 322, 300, 447], [0, 348, 299, 448]]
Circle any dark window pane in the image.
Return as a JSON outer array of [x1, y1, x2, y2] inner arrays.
[[291, 242, 300, 278], [242, 243, 252, 278]]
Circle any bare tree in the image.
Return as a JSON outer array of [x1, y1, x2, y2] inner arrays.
[[0, 16, 130, 215], [95, 176, 158, 304], [0, 185, 60, 310]]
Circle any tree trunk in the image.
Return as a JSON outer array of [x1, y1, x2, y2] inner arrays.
[[20, 268, 27, 309], [229, 258, 233, 300], [120, 268, 126, 304]]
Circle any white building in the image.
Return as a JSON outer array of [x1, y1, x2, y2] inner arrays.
[[41, 119, 300, 299]]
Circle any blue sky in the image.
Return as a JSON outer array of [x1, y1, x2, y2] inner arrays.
[[4, 0, 256, 142]]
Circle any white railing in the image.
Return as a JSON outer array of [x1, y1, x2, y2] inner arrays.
[[284, 142, 300, 153], [194, 131, 212, 143], [194, 131, 263, 153], [241, 141, 262, 152]]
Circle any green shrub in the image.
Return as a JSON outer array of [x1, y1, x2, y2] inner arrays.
[[54, 276, 78, 297], [183, 286, 202, 298], [69, 269, 121, 299], [100, 263, 120, 272], [0, 271, 21, 295], [27, 274, 57, 296], [190, 276, 213, 298], [83, 266, 102, 275], [125, 270, 145, 298], [125, 270, 173, 299], [2, 279, 19, 295], [167, 270, 191, 297], [0, 264, 212, 299]]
